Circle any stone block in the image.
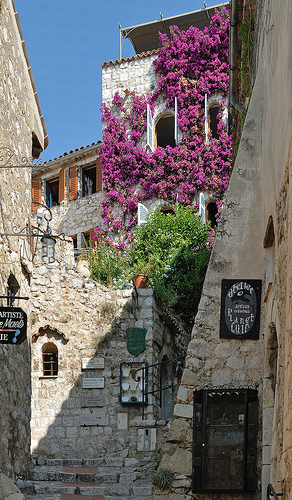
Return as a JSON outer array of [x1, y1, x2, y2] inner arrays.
[[173, 404, 193, 419], [159, 447, 192, 475], [167, 418, 192, 443]]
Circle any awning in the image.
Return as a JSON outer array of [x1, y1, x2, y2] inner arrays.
[[121, 3, 230, 54]]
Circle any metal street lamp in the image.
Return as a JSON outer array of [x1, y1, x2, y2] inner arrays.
[[0, 201, 64, 264]]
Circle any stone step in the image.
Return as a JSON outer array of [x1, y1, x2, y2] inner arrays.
[[21, 479, 153, 497], [23, 455, 154, 499]]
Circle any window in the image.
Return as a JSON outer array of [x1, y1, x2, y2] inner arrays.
[[156, 114, 176, 148], [147, 98, 178, 151], [81, 229, 96, 248], [193, 389, 257, 493], [82, 165, 96, 197], [46, 178, 59, 207], [208, 104, 220, 140], [206, 200, 218, 228], [45, 167, 65, 207], [42, 343, 58, 376], [160, 206, 175, 215]]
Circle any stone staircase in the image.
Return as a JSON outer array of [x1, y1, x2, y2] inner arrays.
[[17, 455, 154, 500]]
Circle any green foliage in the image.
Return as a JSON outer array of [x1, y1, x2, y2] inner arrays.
[[131, 205, 211, 331], [86, 244, 132, 289], [87, 205, 211, 333], [151, 468, 175, 491]]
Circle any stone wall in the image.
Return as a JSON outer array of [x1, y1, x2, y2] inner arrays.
[[0, 0, 45, 478], [30, 238, 183, 461], [153, 35, 266, 500]]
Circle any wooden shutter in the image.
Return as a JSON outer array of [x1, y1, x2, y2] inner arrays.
[[69, 165, 79, 201], [174, 96, 178, 145], [32, 178, 42, 211], [146, 104, 153, 151], [138, 203, 148, 225], [89, 227, 96, 248], [96, 157, 102, 192], [199, 192, 206, 223], [58, 166, 65, 203], [204, 93, 208, 142]]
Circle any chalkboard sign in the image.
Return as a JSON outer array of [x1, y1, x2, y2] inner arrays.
[[0, 307, 27, 344], [220, 280, 261, 340]]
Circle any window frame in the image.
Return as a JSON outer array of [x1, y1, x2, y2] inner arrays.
[[192, 388, 258, 494], [42, 342, 58, 377]]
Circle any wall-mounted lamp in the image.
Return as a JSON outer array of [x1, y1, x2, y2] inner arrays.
[[0, 201, 65, 264]]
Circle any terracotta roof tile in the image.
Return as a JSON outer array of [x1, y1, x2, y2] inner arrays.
[[102, 49, 158, 68], [44, 141, 102, 164]]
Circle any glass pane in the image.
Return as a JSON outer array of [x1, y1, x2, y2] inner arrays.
[[193, 391, 204, 491], [246, 391, 257, 491], [205, 391, 245, 490]]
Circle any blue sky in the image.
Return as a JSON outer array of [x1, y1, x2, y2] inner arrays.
[[15, 0, 225, 161]]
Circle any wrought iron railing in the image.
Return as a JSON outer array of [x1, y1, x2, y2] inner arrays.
[[134, 355, 186, 419], [267, 483, 283, 499]]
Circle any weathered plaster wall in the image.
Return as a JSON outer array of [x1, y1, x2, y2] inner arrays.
[[0, 0, 45, 478]]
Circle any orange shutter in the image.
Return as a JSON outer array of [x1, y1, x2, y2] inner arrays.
[[96, 157, 102, 192], [32, 178, 42, 211], [89, 228, 96, 248], [58, 166, 65, 203], [69, 165, 79, 201]]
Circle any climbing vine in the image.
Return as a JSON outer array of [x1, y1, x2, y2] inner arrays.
[[97, 6, 231, 249]]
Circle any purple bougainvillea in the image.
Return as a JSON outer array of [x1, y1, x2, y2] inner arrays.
[[97, 7, 231, 247]]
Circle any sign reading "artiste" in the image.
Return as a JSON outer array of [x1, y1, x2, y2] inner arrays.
[[220, 280, 262, 340], [0, 307, 27, 344]]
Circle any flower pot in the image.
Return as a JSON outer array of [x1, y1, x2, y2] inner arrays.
[[132, 274, 148, 289]]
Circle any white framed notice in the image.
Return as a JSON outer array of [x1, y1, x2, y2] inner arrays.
[[82, 378, 104, 389], [81, 358, 105, 370]]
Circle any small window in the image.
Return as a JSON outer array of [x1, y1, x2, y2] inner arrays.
[[42, 343, 58, 376], [160, 206, 175, 216], [46, 178, 59, 207], [82, 165, 96, 197], [156, 115, 176, 148], [193, 389, 258, 493], [206, 200, 218, 228], [208, 104, 220, 140]]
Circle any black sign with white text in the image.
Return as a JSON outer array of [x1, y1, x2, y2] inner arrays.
[[0, 307, 27, 344], [220, 280, 262, 340]]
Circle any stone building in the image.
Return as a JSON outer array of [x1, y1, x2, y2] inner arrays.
[[32, 141, 103, 250], [153, 1, 292, 500], [0, 0, 47, 483]]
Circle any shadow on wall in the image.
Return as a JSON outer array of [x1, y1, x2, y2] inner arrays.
[[30, 287, 177, 460]]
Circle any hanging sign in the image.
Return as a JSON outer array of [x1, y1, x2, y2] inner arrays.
[[0, 307, 27, 344], [126, 328, 147, 356], [220, 280, 262, 340]]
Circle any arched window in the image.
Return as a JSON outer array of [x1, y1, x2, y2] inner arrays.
[[208, 104, 220, 140], [206, 200, 218, 228], [42, 342, 58, 376], [156, 114, 176, 148], [160, 206, 175, 216]]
